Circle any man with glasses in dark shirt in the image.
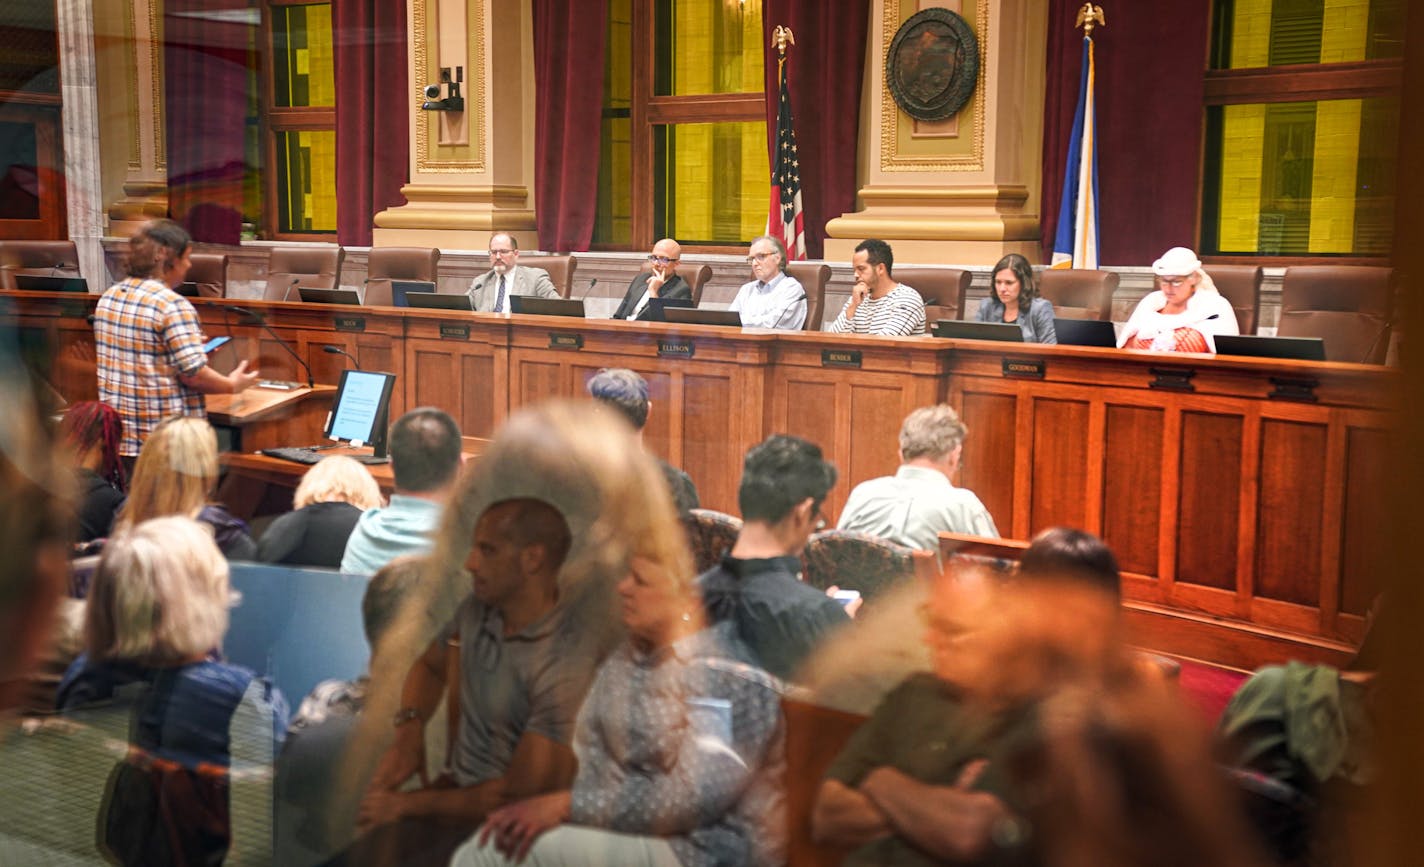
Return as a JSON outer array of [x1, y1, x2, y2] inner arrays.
[[611, 238, 691, 320], [698, 434, 849, 683]]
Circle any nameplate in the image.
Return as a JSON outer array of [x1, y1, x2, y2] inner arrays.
[[1002, 357, 1045, 380], [439, 323, 470, 340], [548, 333, 583, 350], [334, 315, 366, 333], [1268, 376, 1319, 403], [1149, 366, 1196, 391], [821, 349, 862, 369], [658, 340, 695, 359]]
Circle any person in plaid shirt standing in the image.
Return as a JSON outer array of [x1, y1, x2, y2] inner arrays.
[[95, 219, 260, 457]]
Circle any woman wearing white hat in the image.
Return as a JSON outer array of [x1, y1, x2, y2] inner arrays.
[[1118, 247, 1239, 353]]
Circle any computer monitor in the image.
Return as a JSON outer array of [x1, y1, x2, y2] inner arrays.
[[508, 296, 586, 318], [640, 297, 696, 322], [12, 275, 87, 293], [1053, 318, 1117, 347], [324, 369, 398, 460], [1214, 334, 1327, 361], [299, 287, 363, 306], [930, 320, 1024, 342], [405, 292, 474, 310], [663, 308, 742, 327], [390, 280, 437, 308]]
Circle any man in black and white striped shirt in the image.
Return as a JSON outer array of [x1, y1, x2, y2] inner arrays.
[[825, 239, 927, 336]]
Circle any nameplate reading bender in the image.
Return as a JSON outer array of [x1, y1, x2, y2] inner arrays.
[[440, 323, 470, 340], [658, 340, 694, 359], [821, 349, 862, 369]]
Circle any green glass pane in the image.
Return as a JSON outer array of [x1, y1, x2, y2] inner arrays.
[[1202, 96, 1396, 256], [1211, 0, 1403, 70], [274, 129, 337, 234], [273, 4, 334, 107], [654, 121, 769, 245], [655, 0, 764, 95]]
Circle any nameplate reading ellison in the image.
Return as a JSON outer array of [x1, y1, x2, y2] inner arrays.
[[821, 349, 862, 369], [334, 316, 366, 333], [439, 323, 470, 340], [1002, 357, 1045, 380], [658, 340, 694, 359], [548, 333, 584, 351]]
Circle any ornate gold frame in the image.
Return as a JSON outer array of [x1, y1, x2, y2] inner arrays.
[[413, 0, 486, 172]]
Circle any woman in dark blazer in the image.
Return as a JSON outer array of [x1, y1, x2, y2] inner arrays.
[[976, 253, 1057, 344]]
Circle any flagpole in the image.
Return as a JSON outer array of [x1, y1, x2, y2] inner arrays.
[[1051, 3, 1106, 269]]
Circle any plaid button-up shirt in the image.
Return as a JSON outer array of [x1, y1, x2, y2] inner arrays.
[[95, 277, 209, 455]]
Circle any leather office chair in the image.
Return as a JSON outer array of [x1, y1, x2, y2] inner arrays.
[[363, 246, 440, 307], [1037, 268, 1119, 321], [1277, 265, 1394, 364], [185, 252, 228, 298], [529, 254, 578, 298], [801, 529, 934, 602], [0, 240, 81, 290], [1204, 264, 1263, 335], [785, 261, 830, 331], [639, 258, 714, 306], [263, 247, 344, 301], [895, 266, 972, 331], [684, 508, 743, 575]]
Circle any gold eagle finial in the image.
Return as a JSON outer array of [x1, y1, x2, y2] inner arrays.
[[773, 25, 795, 57], [1075, 3, 1106, 36]]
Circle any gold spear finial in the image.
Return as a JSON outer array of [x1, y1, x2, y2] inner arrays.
[[1075, 3, 1106, 36], [773, 25, 795, 57]]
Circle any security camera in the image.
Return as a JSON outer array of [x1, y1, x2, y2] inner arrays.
[[420, 66, 464, 112], [423, 83, 442, 100]]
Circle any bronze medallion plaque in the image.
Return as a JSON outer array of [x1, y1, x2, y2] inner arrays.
[[886, 8, 980, 122]]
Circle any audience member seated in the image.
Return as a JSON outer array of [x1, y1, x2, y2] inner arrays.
[[341, 407, 462, 575], [277, 555, 426, 865], [1120, 246, 1240, 353], [56, 516, 288, 866], [976, 253, 1057, 343], [59, 401, 127, 547], [837, 404, 998, 552], [466, 233, 560, 314], [116, 416, 256, 560], [260, 455, 384, 569], [585, 367, 699, 515], [825, 239, 927, 336], [611, 238, 691, 320], [451, 551, 785, 867], [343, 499, 602, 866], [730, 236, 808, 329], [699, 434, 849, 683]]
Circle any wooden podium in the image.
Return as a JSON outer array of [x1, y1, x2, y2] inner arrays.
[[206, 384, 335, 453]]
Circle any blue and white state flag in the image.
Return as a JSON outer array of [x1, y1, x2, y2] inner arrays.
[[1051, 35, 1099, 269]]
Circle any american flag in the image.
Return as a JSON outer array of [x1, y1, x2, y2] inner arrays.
[[768, 53, 806, 260]]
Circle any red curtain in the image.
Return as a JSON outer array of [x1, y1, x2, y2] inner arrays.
[[762, 0, 870, 260], [532, 0, 607, 252], [333, 0, 409, 247], [1040, 4, 1210, 266], [163, 0, 250, 245]]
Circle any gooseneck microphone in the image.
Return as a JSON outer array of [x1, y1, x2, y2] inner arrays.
[[281, 277, 301, 303], [323, 344, 362, 370], [223, 305, 314, 388], [575, 277, 599, 301]]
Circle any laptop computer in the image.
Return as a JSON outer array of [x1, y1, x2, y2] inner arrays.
[[1214, 334, 1327, 362], [930, 320, 1024, 342], [1053, 317, 1117, 347], [639, 297, 696, 322], [663, 308, 742, 327], [298, 287, 363, 306], [390, 280, 437, 308], [509, 296, 586, 318], [13, 275, 87, 293], [405, 292, 475, 311]]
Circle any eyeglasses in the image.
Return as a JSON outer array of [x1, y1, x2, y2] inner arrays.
[[647, 255, 678, 265], [746, 251, 777, 264], [489, 249, 516, 257], [1160, 276, 1190, 287]]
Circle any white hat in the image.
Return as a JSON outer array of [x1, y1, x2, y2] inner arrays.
[[1152, 247, 1202, 277]]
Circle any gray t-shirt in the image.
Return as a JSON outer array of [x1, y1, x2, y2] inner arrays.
[[442, 597, 601, 786]]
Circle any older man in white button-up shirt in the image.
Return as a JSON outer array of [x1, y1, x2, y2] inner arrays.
[[729, 235, 807, 330]]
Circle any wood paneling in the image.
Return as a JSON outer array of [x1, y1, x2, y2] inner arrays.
[[1030, 398, 1092, 532], [1176, 411, 1244, 592], [681, 372, 738, 512], [1102, 404, 1165, 577], [955, 390, 1017, 535], [1340, 424, 1389, 619], [1255, 419, 1328, 607]]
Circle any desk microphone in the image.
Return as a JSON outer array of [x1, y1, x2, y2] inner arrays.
[[773, 291, 808, 329], [222, 304, 314, 388], [323, 344, 362, 370], [281, 277, 301, 303], [574, 277, 599, 301]]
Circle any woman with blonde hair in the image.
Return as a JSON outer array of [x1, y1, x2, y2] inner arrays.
[[1119, 246, 1240, 353], [116, 415, 256, 559], [258, 455, 383, 568]]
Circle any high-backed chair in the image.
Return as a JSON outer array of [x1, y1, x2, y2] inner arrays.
[[1277, 266, 1394, 364], [263, 247, 344, 301], [185, 252, 228, 298], [1205, 264, 1264, 335], [639, 259, 714, 306], [363, 246, 440, 307], [786, 261, 830, 331], [529, 254, 577, 298], [1037, 268, 1119, 321], [684, 508, 743, 575], [895, 266, 972, 330], [802, 529, 938, 602], [0, 240, 81, 290]]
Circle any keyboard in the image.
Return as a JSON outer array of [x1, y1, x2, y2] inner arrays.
[[260, 446, 390, 465]]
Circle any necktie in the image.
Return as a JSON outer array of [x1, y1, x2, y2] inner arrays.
[[494, 274, 507, 313]]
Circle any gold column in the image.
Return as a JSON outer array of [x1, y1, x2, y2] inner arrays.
[[103, 0, 166, 237], [373, 0, 538, 248], [823, 0, 1048, 264]]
